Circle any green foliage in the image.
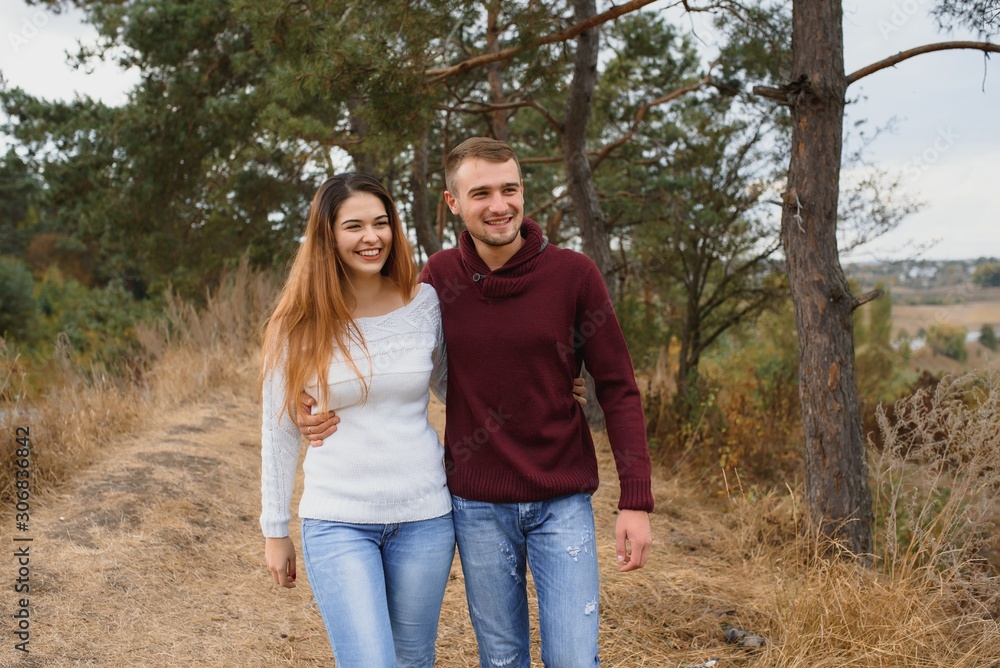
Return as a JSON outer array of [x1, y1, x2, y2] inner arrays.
[[711, 1, 792, 89], [931, 0, 998, 36], [0, 150, 44, 259], [853, 284, 908, 405], [2, 0, 312, 297], [615, 291, 671, 370], [646, 298, 804, 484], [33, 268, 155, 372], [980, 323, 997, 351], [972, 262, 1000, 288], [589, 14, 789, 406], [925, 323, 968, 362], [5, 0, 805, 414], [0, 257, 37, 341]]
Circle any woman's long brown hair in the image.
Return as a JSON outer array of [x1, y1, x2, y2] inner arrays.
[[260, 173, 417, 421]]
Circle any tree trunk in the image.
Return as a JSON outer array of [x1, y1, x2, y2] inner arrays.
[[562, 0, 616, 301], [486, 2, 510, 142], [781, 0, 873, 557], [562, 0, 612, 430], [675, 298, 702, 418], [409, 130, 442, 259], [346, 97, 378, 177]]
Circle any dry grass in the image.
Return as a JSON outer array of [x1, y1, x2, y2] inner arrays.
[[2, 268, 999, 667], [135, 256, 279, 403], [0, 334, 143, 502], [0, 258, 279, 505]]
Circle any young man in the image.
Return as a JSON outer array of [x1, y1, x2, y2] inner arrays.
[[427, 137, 652, 666], [300, 138, 653, 666]]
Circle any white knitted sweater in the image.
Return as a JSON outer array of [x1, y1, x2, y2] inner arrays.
[[260, 283, 450, 537]]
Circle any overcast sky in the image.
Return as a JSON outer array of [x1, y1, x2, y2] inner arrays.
[[1, 1, 997, 262]]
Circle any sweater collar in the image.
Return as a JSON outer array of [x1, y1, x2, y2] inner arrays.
[[458, 218, 548, 297]]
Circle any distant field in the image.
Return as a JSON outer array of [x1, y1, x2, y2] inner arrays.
[[882, 284, 1000, 374], [890, 285, 1000, 337]]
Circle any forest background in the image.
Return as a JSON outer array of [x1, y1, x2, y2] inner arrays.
[[1, 0, 1000, 665]]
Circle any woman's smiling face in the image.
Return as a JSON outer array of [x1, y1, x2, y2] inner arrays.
[[333, 192, 394, 280]]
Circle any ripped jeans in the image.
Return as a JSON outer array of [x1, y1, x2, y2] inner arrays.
[[451, 493, 600, 668]]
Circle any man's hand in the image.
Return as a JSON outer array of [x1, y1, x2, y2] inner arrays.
[[296, 391, 339, 447], [615, 509, 652, 572], [265, 536, 297, 588], [572, 377, 587, 407], [299, 379, 579, 447]]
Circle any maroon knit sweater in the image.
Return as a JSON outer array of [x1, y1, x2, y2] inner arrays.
[[420, 219, 654, 512]]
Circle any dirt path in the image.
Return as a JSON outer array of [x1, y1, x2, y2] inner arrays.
[[7, 394, 339, 666], [3, 393, 732, 668]]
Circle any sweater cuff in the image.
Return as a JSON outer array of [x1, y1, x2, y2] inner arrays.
[[618, 478, 654, 513], [260, 516, 291, 539]]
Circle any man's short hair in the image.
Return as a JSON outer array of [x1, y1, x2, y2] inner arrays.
[[445, 137, 522, 194]]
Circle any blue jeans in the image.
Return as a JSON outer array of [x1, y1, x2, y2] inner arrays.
[[452, 493, 601, 668], [301, 514, 455, 668]]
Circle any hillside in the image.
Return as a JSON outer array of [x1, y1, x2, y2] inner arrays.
[[3, 379, 998, 666], [4, 393, 761, 667]]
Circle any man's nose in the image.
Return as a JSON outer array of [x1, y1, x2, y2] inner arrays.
[[487, 192, 507, 212]]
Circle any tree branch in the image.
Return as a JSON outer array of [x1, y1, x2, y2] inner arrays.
[[424, 0, 664, 84], [527, 193, 570, 220], [751, 74, 808, 106], [434, 100, 534, 114], [526, 98, 564, 133], [591, 66, 717, 171], [851, 289, 884, 312], [847, 41, 1000, 86]]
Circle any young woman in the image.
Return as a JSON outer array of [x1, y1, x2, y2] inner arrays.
[[259, 173, 453, 667]]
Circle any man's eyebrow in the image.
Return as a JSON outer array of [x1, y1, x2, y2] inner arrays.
[[467, 181, 521, 194]]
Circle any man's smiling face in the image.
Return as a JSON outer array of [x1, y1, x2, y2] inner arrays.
[[444, 157, 525, 250]]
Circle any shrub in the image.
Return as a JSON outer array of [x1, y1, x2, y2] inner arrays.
[[972, 261, 1000, 288], [0, 256, 36, 340], [925, 323, 968, 361], [645, 300, 804, 485], [980, 323, 997, 352], [872, 372, 1000, 583], [34, 267, 154, 373], [616, 290, 670, 370]]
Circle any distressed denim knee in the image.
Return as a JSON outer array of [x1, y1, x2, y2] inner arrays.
[[452, 493, 600, 668]]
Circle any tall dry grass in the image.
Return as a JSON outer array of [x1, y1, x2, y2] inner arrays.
[[699, 373, 1000, 667], [871, 373, 1000, 608], [713, 485, 999, 667], [0, 257, 279, 505], [135, 256, 278, 402]]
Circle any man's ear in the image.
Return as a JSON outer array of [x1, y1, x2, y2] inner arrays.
[[443, 190, 459, 215]]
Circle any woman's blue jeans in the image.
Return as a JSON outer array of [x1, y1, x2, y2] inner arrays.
[[301, 514, 455, 667], [452, 493, 601, 668]]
